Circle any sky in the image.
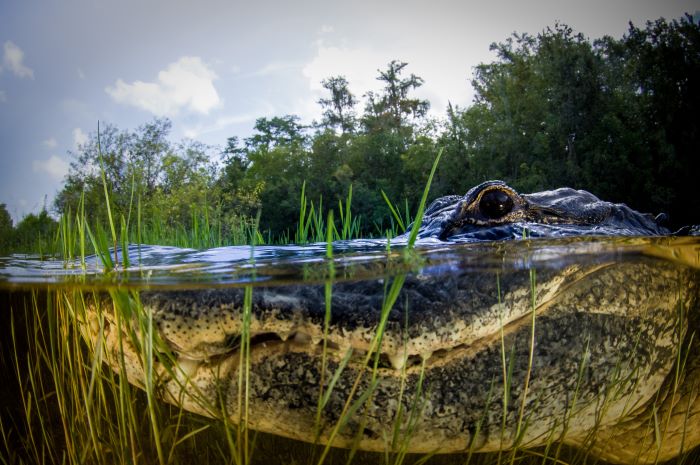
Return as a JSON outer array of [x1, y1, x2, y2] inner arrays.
[[0, 0, 698, 223]]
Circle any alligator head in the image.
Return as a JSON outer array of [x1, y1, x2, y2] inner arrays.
[[414, 180, 669, 241]]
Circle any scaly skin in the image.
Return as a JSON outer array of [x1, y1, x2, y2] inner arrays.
[[84, 257, 698, 464]]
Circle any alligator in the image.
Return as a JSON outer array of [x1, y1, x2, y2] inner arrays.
[[82, 181, 699, 464]]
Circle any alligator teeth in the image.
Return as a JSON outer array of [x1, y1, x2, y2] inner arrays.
[[176, 357, 200, 381], [388, 353, 408, 371], [293, 331, 311, 344]]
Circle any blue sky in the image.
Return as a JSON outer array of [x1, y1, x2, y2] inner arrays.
[[1, 0, 697, 223]]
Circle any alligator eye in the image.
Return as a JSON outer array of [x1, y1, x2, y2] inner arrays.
[[479, 189, 514, 219]]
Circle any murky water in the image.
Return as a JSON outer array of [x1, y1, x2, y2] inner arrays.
[[0, 236, 699, 464]]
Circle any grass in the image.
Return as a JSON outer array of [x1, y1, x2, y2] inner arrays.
[[1, 141, 699, 465]]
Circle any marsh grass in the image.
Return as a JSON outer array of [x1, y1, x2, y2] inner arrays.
[[295, 182, 363, 244], [381, 190, 412, 238]]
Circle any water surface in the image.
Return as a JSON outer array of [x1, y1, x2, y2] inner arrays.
[[1, 236, 698, 290]]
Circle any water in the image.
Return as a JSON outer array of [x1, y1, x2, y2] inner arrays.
[[0, 236, 698, 464], [1, 236, 698, 289]]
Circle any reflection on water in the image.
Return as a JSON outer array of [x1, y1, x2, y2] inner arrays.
[[0, 236, 699, 464]]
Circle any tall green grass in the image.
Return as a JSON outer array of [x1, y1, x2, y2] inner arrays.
[[44, 178, 375, 265], [295, 182, 363, 244]]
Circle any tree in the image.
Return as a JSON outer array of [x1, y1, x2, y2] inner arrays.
[[12, 209, 57, 252], [53, 118, 233, 236], [0, 204, 13, 251], [146, 140, 219, 229], [30, 15, 697, 246], [449, 16, 700, 227], [433, 102, 474, 197], [242, 116, 310, 235], [363, 60, 429, 133], [318, 76, 357, 133], [129, 118, 172, 196], [217, 137, 260, 231], [54, 122, 133, 223], [597, 14, 700, 228], [220, 136, 249, 191], [463, 25, 605, 189], [246, 115, 307, 153]]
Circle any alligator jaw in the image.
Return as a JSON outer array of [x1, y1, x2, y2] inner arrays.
[[83, 259, 695, 463]]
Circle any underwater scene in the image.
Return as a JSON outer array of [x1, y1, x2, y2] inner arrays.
[[1, 236, 698, 465]]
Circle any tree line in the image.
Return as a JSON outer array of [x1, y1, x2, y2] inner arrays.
[[2, 14, 698, 251]]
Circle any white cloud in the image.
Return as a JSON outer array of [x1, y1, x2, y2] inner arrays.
[[73, 128, 88, 148], [319, 25, 334, 34], [302, 41, 387, 98], [77, 68, 86, 79], [250, 61, 300, 77], [302, 39, 475, 121], [105, 56, 221, 116], [2, 41, 34, 79], [183, 111, 270, 139], [32, 155, 69, 181], [42, 138, 58, 149]]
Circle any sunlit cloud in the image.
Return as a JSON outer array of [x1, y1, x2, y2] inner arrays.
[[302, 41, 387, 98], [302, 39, 475, 120], [183, 108, 274, 139], [72, 128, 87, 148], [32, 155, 69, 181], [105, 56, 221, 116], [249, 61, 300, 77], [2, 41, 34, 79]]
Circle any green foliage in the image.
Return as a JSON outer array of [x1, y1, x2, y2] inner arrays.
[[318, 76, 357, 134], [242, 116, 309, 237], [451, 16, 699, 228], [0, 203, 12, 252], [4, 14, 698, 253], [12, 209, 58, 253]]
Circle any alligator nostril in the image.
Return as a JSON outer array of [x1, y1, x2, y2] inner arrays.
[[479, 189, 514, 219]]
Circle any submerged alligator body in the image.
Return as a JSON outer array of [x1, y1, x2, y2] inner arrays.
[[83, 181, 700, 464]]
